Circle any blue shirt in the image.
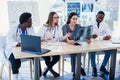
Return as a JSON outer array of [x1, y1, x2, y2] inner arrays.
[[62, 24, 81, 40]]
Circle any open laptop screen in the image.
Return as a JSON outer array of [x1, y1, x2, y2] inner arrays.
[[20, 35, 50, 55]]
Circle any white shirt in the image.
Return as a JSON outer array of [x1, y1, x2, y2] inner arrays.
[[37, 25, 63, 42], [5, 25, 35, 58]]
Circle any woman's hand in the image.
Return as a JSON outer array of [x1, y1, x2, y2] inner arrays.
[[63, 33, 72, 41], [86, 40, 91, 44], [46, 38, 52, 40], [66, 38, 75, 45], [41, 37, 52, 41]]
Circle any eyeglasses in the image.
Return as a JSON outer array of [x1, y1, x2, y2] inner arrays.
[[53, 16, 59, 19]]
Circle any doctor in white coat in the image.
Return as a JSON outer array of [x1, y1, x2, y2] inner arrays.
[[89, 11, 117, 77], [5, 12, 35, 80], [37, 12, 70, 77]]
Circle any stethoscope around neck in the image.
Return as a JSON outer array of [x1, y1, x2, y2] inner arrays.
[[16, 24, 28, 37], [44, 26, 56, 38]]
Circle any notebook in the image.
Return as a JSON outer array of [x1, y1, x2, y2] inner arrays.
[[111, 37, 120, 44], [20, 35, 51, 55]]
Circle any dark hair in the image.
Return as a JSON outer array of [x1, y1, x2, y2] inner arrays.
[[66, 12, 78, 24], [19, 12, 31, 24], [46, 11, 58, 27], [97, 11, 105, 15]]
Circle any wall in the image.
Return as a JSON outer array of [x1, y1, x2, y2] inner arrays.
[[37, 0, 50, 24], [0, 0, 9, 35]]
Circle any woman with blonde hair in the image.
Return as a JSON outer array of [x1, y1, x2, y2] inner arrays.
[[37, 11, 70, 77]]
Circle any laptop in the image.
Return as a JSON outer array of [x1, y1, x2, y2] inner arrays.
[[75, 25, 93, 42], [20, 35, 51, 55], [111, 37, 120, 44]]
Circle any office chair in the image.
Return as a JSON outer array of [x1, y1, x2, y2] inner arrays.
[[60, 53, 86, 76], [0, 36, 33, 80], [117, 50, 120, 64], [87, 52, 110, 73]]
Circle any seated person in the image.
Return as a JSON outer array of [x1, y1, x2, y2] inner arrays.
[[89, 11, 117, 76], [37, 12, 70, 77], [5, 12, 36, 80], [62, 12, 91, 77]]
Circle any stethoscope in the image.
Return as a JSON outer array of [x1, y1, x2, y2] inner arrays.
[[44, 26, 56, 38], [16, 24, 28, 36], [16, 24, 28, 41]]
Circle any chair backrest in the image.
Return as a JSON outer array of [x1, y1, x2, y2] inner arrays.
[[0, 36, 7, 63], [0, 36, 6, 48]]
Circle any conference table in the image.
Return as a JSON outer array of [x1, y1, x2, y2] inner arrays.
[[13, 40, 120, 80]]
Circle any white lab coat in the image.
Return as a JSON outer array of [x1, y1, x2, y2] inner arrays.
[[93, 21, 111, 36], [88, 21, 112, 39], [37, 25, 63, 42], [5, 25, 35, 58]]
